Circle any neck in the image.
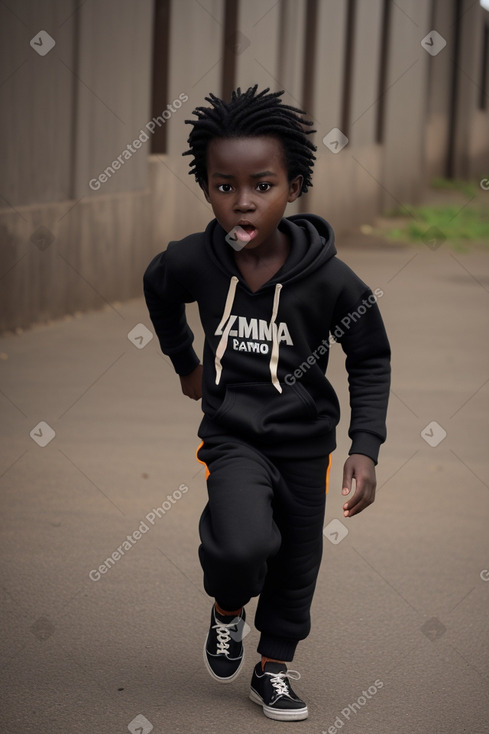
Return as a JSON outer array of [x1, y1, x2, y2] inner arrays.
[[235, 228, 289, 264]]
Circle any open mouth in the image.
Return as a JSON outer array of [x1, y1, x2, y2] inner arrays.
[[225, 224, 258, 251], [235, 224, 257, 242], [225, 222, 258, 252]]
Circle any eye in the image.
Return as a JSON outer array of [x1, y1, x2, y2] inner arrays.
[[217, 184, 233, 193], [256, 182, 271, 192]]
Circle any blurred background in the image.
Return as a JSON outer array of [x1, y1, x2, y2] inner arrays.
[[0, 0, 488, 331]]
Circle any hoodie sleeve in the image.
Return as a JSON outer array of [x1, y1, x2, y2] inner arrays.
[[143, 249, 201, 376], [334, 290, 391, 465]]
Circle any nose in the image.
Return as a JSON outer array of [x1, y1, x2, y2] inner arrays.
[[234, 187, 256, 212]]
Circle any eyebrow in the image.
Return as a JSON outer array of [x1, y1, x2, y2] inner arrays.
[[211, 171, 278, 179]]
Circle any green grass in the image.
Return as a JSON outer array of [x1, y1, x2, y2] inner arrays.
[[383, 203, 489, 251], [430, 177, 478, 198]]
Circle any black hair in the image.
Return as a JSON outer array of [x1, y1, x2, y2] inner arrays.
[[182, 85, 316, 195]]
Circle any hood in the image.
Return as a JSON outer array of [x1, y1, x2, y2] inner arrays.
[[206, 213, 337, 289]]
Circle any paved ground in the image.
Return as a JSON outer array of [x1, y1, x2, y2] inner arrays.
[[1, 234, 488, 734]]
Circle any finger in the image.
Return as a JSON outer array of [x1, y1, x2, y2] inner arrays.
[[342, 462, 353, 496], [343, 484, 376, 517], [343, 494, 366, 517]]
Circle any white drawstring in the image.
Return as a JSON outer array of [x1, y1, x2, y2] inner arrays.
[[269, 283, 283, 393], [214, 277, 283, 391], [214, 276, 239, 385]]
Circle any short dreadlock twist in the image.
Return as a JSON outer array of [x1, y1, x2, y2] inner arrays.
[[183, 85, 316, 195]]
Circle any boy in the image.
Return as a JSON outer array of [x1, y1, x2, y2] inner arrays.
[[143, 86, 390, 722]]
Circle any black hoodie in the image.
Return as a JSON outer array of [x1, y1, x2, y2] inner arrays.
[[143, 214, 391, 462]]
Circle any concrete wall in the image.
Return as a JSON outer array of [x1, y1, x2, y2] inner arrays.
[[301, 0, 349, 229], [163, 0, 224, 242], [453, 0, 489, 178], [305, 0, 386, 230], [425, 0, 457, 180], [0, 0, 155, 330], [0, 0, 76, 206], [1, 0, 488, 331], [381, 0, 432, 208]]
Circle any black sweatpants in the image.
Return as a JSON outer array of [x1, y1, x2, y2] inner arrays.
[[196, 438, 331, 662]]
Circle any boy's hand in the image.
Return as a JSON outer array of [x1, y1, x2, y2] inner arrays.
[[179, 364, 203, 400], [341, 454, 376, 517]]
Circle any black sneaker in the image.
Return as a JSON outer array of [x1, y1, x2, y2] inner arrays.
[[203, 605, 246, 683], [249, 661, 308, 721]]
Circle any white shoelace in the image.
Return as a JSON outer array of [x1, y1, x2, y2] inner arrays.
[[212, 618, 239, 655], [267, 669, 301, 698]]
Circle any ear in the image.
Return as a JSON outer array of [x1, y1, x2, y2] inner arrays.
[[288, 175, 303, 203]]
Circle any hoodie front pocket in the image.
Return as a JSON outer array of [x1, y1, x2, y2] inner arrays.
[[213, 381, 320, 441]]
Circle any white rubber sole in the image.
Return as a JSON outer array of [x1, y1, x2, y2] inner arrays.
[[249, 687, 309, 721], [203, 637, 244, 684]]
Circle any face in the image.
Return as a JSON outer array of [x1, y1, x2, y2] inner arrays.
[[202, 136, 303, 252]]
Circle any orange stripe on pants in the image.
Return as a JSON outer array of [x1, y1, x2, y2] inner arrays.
[[325, 453, 332, 494], [195, 440, 210, 480]]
